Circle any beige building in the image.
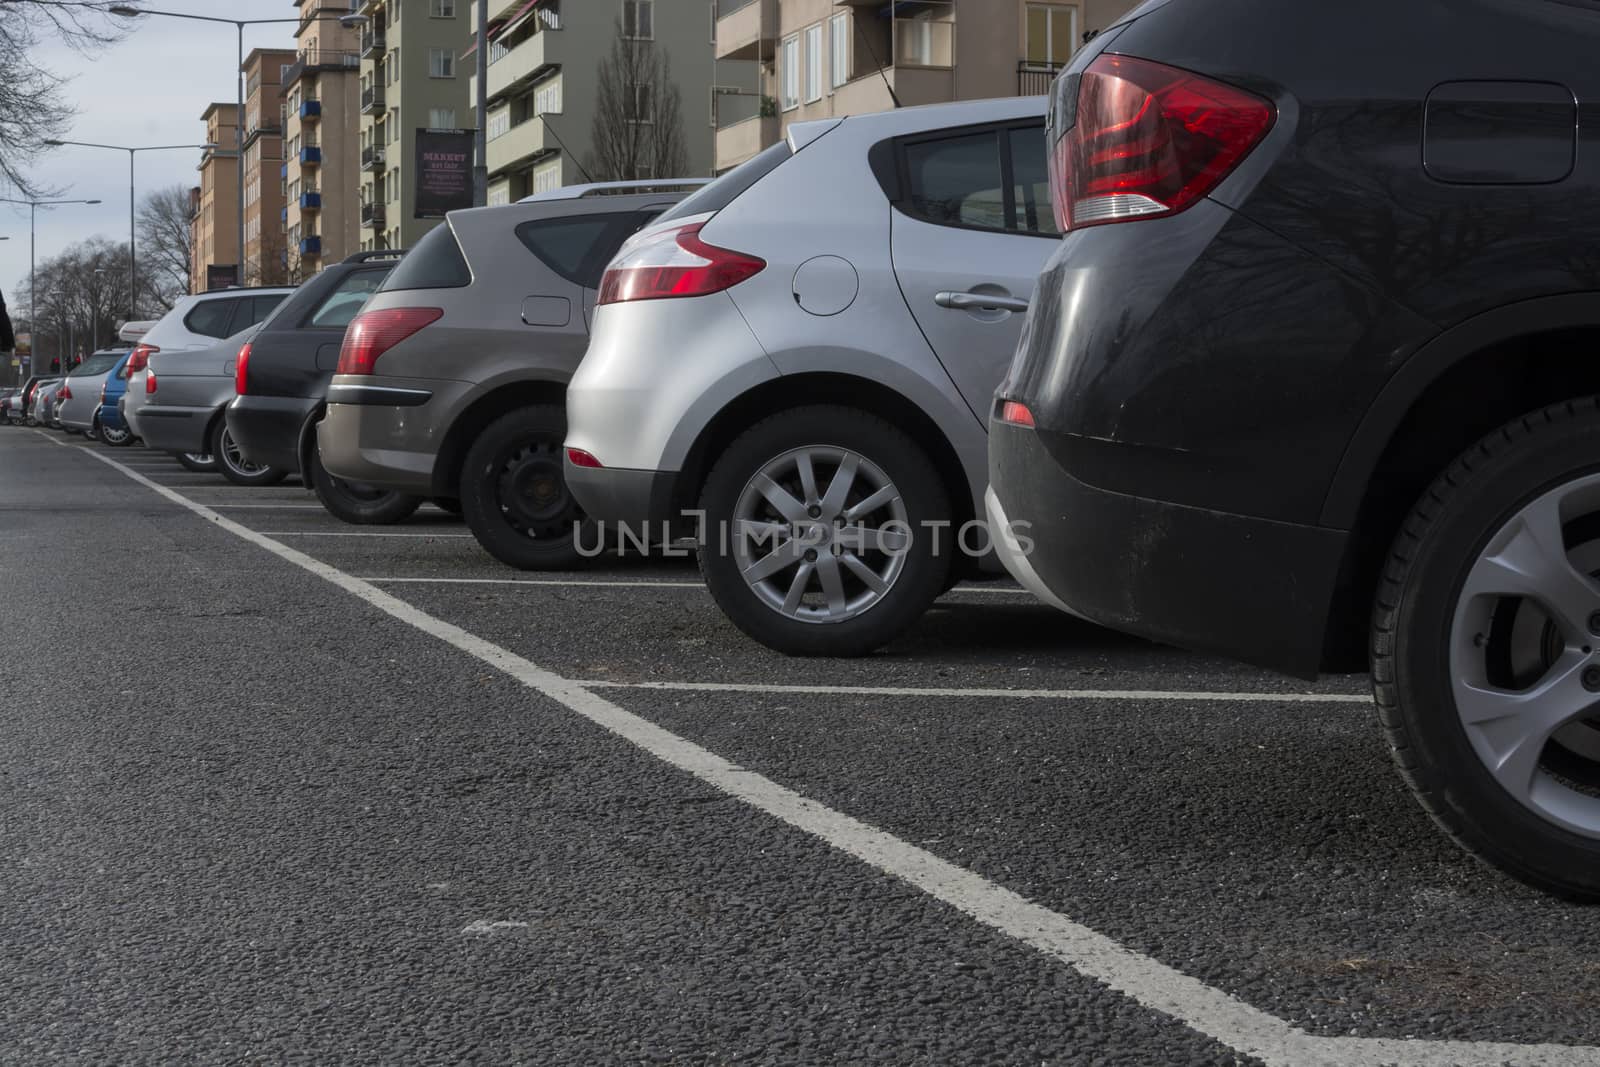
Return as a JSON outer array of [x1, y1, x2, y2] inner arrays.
[[713, 0, 1134, 172], [355, 0, 473, 251], [242, 48, 298, 286], [281, 0, 365, 279], [191, 103, 242, 294]]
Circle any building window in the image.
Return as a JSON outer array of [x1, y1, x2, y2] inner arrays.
[[488, 108, 511, 140], [533, 160, 562, 193], [1025, 3, 1078, 67], [829, 13, 849, 89], [804, 24, 823, 103], [431, 0, 455, 16], [622, 0, 652, 40], [625, 82, 652, 124], [429, 107, 457, 128], [534, 77, 562, 115], [488, 184, 511, 206], [429, 47, 455, 78], [779, 34, 799, 111]]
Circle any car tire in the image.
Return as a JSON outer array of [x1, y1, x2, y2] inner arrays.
[[1373, 398, 1600, 902], [697, 405, 953, 657], [212, 419, 288, 487], [459, 405, 590, 570], [174, 451, 218, 472], [308, 447, 422, 525], [96, 415, 133, 447]]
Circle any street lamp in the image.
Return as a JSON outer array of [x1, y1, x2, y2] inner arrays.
[[44, 139, 217, 319], [0, 197, 103, 371], [108, 6, 362, 284]]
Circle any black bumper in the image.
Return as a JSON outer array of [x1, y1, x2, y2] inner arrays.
[[988, 421, 1348, 679], [228, 394, 317, 473], [564, 461, 685, 534], [138, 405, 214, 455]]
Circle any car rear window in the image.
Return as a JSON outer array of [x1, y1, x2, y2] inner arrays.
[[69, 353, 122, 376], [515, 212, 648, 290], [379, 223, 471, 292], [308, 267, 392, 327], [658, 141, 792, 223], [184, 298, 237, 339]]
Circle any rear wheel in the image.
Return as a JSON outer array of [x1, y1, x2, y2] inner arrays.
[[96, 415, 133, 447], [1374, 398, 1600, 901], [697, 405, 952, 657], [308, 447, 422, 525], [459, 405, 589, 570], [212, 419, 287, 486], [174, 451, 218, 472]]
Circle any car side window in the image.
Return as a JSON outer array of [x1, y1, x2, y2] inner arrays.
[[515, 213, 634, 290], [308, 269, 389, 328], [1008, 126, 1060, 236], [241, 294, 290, 330], [183, 298, 237, 339], [897, 122, 1056, 237]]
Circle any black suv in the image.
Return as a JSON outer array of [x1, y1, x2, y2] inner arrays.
[[989, 0, 1600, 899], [226, 250, 410, 523]]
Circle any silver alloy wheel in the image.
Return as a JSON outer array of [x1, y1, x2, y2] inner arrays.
[[183, 452, 212, 464], [1450, 473, 1600, 839], [219, 428, 264, 475], [731, 446, 910, 624], [100, 424, 131, 445]]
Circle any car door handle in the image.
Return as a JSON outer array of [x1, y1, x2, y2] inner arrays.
[[935, 290, 1030, 314]]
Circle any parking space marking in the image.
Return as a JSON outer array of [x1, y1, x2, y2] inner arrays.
[[572, 679, 1370, 703], [255, 530, 476, 538], [64, 435, 1600, 1067], [205, 504, 327, 510], [359, 575, 1035, 595]]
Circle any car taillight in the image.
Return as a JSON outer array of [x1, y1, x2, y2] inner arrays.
[[58, 385, 71, 401], [235, 341, 253, 395], [998, 401, 1035, 428], [597, 223, 765, 306], [146, 371, 157, 395], [336, 308, 443, 375], [100, 382, 107, 404], [127, 343, 158, 374], [1050, 54, 1274, 233], [566, 448, 603, 469]]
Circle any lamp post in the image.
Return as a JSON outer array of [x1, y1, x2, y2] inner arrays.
[[43, 139, 217, 320], [0, 197, 103, 367], [108, 6, 363, 285]]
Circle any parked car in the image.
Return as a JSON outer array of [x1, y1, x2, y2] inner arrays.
[[0, 387, 19, 424], [563, 101, 1056, 655], [29, 378, 61, 427], [123, 287, 292, 471], [56, 350, 128, 439], [316, 181, 704, 550], [92, 351, 136, 447], [987, 0, 1600, 900], [228, 251, 408, 521]]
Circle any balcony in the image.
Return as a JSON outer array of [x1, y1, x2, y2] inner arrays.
[[301, 191, 322, 211], [485, 116, 550, 177], [361, 202, 386, 228], [280, 206, 289, 222], [300, 99, 322, 122], [280, 162, 289, 178], [361, 144, 385, 171], [361, 85, 385, 115], [299, 235, 322, 256], [1017, 62, 1064, 96], [360, 28, 385, 58], [714, 114, 779, 172], [300, 146, 322, 166], [485, 29, 560, 105], [714, 0, 776, 63], [282, 49, 360, 89], [833, 66, 955, 114]]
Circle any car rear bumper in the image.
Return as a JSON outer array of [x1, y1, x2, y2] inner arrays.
[[987, 420, 1348, 679], [136, 404, 217, 455], [228, 394, 318, 473], [317, 377, 459, 496], [564, 460, 683, 532]]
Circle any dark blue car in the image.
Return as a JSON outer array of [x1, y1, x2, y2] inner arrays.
[[95, 350, 136, 446]]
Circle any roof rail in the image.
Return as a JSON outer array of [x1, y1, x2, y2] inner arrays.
[[341, 249, 408, 263], [516, 178, 709, 204]]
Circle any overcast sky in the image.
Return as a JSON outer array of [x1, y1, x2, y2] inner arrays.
[[1, 0, 299, 310]]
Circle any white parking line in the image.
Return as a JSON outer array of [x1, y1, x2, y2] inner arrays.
[[60, 433, 1600, 1067], [573, 680, 1371, 703], [359, 575, 1034, 596], [206, 504, 327, 510], [256, 530, 475, 538]]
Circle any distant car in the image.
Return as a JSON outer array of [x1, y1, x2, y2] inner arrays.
[[564, 100, 1057, 656], [29, 377, 61, 427], [316, 182, 701, 552], [56, 350, 128, 438], [93, 351, 136, 446], [0, 388, 19, 424], [228, 251, 407, 521]]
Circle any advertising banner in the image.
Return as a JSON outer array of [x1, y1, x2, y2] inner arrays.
[[414, 128, 475, 219]]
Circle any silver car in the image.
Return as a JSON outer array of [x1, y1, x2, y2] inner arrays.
[[29, 378, 61, 427], [56, 350, 127, 438], [565, 98, 1057, 656]]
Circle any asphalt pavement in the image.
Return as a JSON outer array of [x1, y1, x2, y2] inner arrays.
[[3, 428, 1598, 1066]]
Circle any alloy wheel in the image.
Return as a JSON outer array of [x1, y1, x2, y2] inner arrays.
[[100, 424, 131, 446], [731, 446, 909, 624], [219, 428, 265, 476]]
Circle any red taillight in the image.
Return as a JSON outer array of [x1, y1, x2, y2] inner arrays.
[[597, 223, 766, 306], [146, 371, 157, 395], [58, 385, 71, 401], [127, 343, 158, 374], [1050, 55, 1274, 233], [566, 447, 603, 469], [100, 382, 107, 404], [234, 341, 253, 395], [336, 308, 443, 375], [999, 401, 1036, 428]]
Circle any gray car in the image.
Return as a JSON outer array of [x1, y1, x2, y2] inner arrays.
[[564, 98, 1057, 656], [134, 322, 287, 486], [56, 350, 127, 438], [29, 378, 61, 427], [316, 181, 701, 566]]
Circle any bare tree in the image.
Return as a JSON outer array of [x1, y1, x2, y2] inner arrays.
[[587, 17, 689, 183], [0, 1, 131, 199], [19, 235, 131, 371], [135, 183, 193, 313]]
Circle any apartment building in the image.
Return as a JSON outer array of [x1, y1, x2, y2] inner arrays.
[[712, 0, 1135, 172], [472, 0, 744, 203], [355, 0, 473, 251], [281, 0, 364, 279], [241, 48, 298, 286], [190, 103, 242, 295]]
